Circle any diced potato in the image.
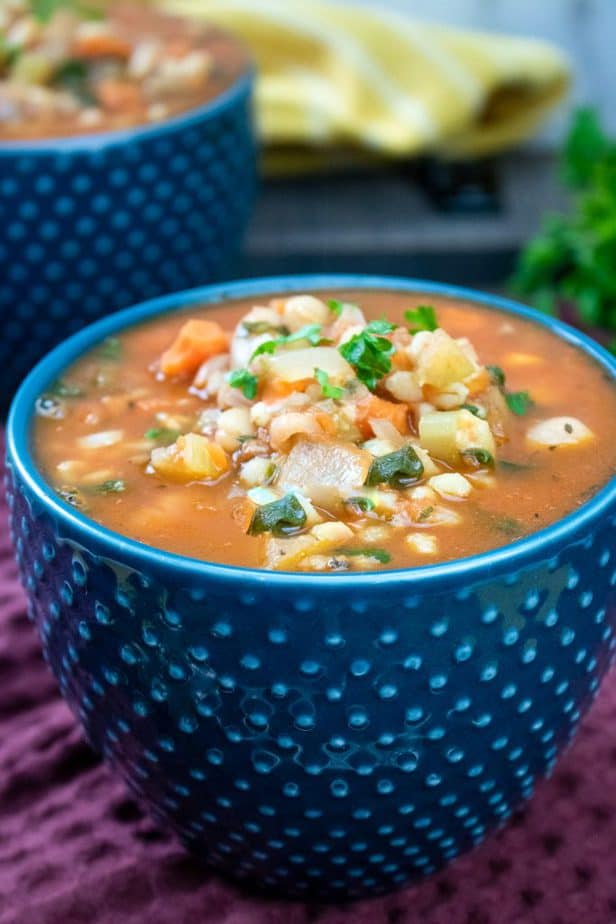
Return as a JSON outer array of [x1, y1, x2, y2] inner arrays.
[[150, 433, 229, 483], [282, 295, 330, 331], [405, 533, 439, 555], [430, 382, 469, 411], [361, 525, 391, 543], [419, 409, 495, 465], [265, 521, 353, 570], [526, 417, 594, 448], [239, 456, 275, 488], [277, 438, 372, 507], [410, 330, 476, 389], [262, 347, 353, 385], [429, 473, 472, 499]]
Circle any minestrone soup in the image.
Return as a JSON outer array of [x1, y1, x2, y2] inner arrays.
[[33, 290, 616, 571], [0, 1, 248, 140]]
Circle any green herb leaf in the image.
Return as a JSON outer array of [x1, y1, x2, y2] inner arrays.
[[486, 365, 506, 387], [247, 494, 307, 537], [97, 337, 122, 361], [250, 324, 325, 361], [499, 459, 531, 472], [461, 403, 486, 419], [505, 390, 534, 416], [144, 427, 181, 445], [418, 505, 434, 521], [50, 379, 83, 397], [328, 299, 345, 317], [339, 324, 394, 391], [227, 368, 258, 400], [94, 479, 126, 494], [461, 448, 495, 468], [30, 0, 104, 23], [365, 445, 424, 488], [344, 495, 375, 513], [405, 304, 438, 333], [338, 547, 392, 564], [314, 367, 344, 400]]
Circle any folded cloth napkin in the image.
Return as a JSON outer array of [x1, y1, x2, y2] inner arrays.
[[162, 0, 570, 162]]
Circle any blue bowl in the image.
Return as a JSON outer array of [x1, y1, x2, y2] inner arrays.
[[6, 275, 616, 901], [0, 70, 256, 408]]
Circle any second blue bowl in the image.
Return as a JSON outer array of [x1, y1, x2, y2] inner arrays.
[[0, 69, 256, 406]]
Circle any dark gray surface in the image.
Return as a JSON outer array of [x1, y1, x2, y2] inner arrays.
[[235, 153, 567, 285]]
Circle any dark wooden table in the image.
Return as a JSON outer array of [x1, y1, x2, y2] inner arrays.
[[235, 152, 566, 286]]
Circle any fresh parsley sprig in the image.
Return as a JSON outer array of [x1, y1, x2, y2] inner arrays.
[[338, 319, 395, 391], [228, 368, 258, 400], [250, 324, 326, 361], [405, 304, 438, 333], [314, 367, 344, 399]]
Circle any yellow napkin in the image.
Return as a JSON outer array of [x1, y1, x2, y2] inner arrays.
[[162, 0, 570, 160]]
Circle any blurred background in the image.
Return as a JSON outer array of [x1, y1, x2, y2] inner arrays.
[[211, 0, 615, 350]]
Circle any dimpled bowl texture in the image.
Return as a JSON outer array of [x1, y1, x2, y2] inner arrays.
[[6, 276, 616, 903], [0, 70, 256, 408]]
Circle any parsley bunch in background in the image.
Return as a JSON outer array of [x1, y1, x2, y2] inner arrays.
[[511, 108, 616, 353]]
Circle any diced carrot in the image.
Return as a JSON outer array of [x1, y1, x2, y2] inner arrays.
[[390, 349, 412, 371], [74, 32, 132, 60], [260, 378, 312, 402], [355, 394, 409, 438], [95, 79, 143, 113], [465, 368, 490, 397], [160, 320, 230, 377]]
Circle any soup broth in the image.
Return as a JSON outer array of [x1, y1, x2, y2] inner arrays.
[[33, 290, 616, 571]]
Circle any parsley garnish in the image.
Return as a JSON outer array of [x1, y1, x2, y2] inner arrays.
[[505, 391, 534, 416], [404, 305, 438, 333], [487, 365, 533, 416], [461, 403, 486, 418], [328, 299, 345, 317], [461, 448, 495, 467], [50, 379, 83, 397], [97, 337, 122, 361], [94, 480, 126, 494], [228, 368, 258, 400], [338, 547, 392, 564], [345, 496, 375, 513], [365, 445, 424, 488], [314, 367, 344, 400], [144, 428, 180, 445], [30, 0, 103, 22], [338, 320, 395, 391], [250, 324, 325, 361], [487, 365, 506, 387], [247, 494, 307, 537]]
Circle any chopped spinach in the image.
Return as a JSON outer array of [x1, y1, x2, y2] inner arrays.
[[50, 379, 83, 397], [345, 495, 375, 513], [247, 494, 307, 537], [486, 365, 506, 388], [97, 337, 122, 361], [144, 428, 180, 445], [461, 448, 495, 468], [365, 445, 424, 488], [93, 480, 126, 494], [505, 390, 534, 416]]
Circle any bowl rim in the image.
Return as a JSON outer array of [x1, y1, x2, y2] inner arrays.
[[7, 274, 616, 589], [0, 65, 254, 155]]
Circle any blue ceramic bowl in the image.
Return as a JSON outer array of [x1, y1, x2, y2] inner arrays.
[[6, 276, 616, 902], [0, 69, 256, 408]]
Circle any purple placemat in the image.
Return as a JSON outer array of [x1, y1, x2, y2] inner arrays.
[[1, 458, 615, 924]]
